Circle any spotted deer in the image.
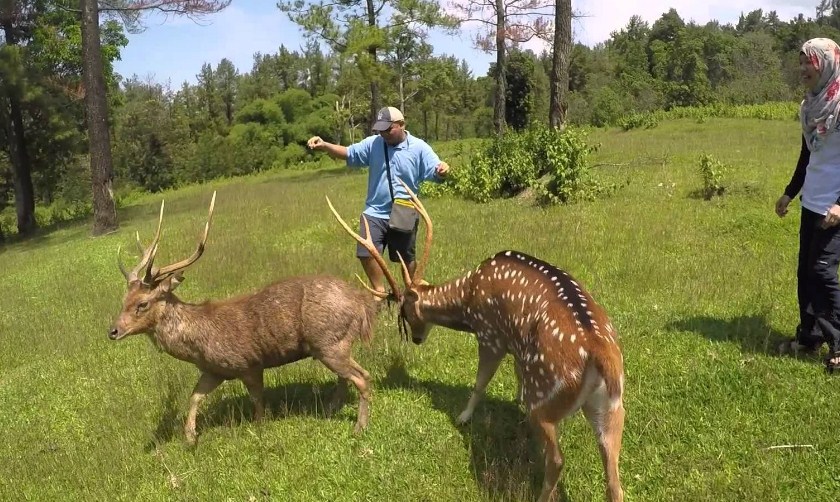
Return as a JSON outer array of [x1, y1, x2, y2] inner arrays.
[[327, 182, 626, 502], [109, 192, 380, 444]]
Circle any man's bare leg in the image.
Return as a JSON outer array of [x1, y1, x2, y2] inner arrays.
[[360, 256, 387, 296], [360, 257, 420, 289]]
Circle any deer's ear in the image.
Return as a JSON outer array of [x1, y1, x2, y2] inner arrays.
[[159, 272, 185, 293]]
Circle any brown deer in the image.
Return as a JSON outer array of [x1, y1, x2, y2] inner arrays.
[[327, 182, 626, 502], [109, 192, 391, 444]]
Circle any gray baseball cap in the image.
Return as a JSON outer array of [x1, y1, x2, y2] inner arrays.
[[372, 106, 405, 132]]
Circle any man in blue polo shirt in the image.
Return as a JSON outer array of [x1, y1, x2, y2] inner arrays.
[[307, 106, 449, 296]]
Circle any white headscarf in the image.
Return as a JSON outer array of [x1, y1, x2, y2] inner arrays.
[[800, 38, 840, 152]]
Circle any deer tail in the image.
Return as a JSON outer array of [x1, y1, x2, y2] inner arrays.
[[593, 353, 624, 402]]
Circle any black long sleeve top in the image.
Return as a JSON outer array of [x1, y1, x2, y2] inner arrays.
[[784, 135, 809, 199]]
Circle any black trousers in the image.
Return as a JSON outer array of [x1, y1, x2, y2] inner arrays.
[[797, 207, 840, 353]]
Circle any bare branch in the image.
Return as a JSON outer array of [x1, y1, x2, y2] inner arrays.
[[99, 0, 231, 14]]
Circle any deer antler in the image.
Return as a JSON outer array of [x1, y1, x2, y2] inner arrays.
[[116, 192, 216, 285], [396, 179, 433, 287], [153, 191, 217, 282], [326, 196, 403, 301], [117, 200, 165, 283]]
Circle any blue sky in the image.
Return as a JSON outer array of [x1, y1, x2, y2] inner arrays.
[[113, 0, 818, 87]]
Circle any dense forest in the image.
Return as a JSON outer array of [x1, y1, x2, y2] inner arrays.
[[2, 1, 840, 239]]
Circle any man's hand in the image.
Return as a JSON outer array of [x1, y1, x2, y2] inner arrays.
[[775, 194, 792, 218], [822, 204, 840, 228], [307, 136, 325, 150], [435, 161, 450, 177]]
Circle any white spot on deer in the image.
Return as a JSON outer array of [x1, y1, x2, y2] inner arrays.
[[578, 347, 587, 359], [552, 327, 559, 337], [571, 334, 577, 343], [505, 251, 512, 256]]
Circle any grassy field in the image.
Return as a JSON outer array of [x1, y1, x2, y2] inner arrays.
[[2, 117, 840, 501]]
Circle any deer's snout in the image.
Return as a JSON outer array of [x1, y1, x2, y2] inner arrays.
[[108, 326, 121, 340]]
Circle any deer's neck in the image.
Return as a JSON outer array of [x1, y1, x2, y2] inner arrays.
[[418, 271, 477, 333], [152, 300, 210, 363]]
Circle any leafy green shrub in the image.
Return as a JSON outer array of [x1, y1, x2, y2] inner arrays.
[[531, 126, 610, 204], [590, 86, 627, 127], [272, 144, 309, 169], [698, 153, 727, 200], [660, 102, 798, 121], [0, 209, 15, 237], [618, 112, 660, 131], [437, 124, 609, 205]]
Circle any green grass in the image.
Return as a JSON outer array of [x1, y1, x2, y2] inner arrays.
[[2, 118, 840, 501]]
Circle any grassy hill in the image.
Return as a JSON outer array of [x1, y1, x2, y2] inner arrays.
[[2, 117, 838, 501]]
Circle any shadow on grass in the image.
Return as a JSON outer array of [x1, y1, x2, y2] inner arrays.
[[145, 378, 185, 452], [379, 358, 572, 502], [145, 375, 349, 449], [667, 313, 806, 358]]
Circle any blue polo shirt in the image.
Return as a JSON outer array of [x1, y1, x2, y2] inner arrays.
[[346, 132, 443, 219]]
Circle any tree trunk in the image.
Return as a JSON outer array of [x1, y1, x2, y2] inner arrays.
[[493, 0, 506, 135], [81, 0, 117, 235], [423, 109, 429, 138], [549, 0, 571, 129], [366, 0, 380, 129], [1, 20, 37, 236], [398, 66, 406, 113]]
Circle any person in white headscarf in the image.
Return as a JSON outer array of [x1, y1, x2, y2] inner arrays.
[[776, 37, 840, 373]]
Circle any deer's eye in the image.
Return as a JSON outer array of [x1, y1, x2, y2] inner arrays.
[[136, 301, 149, 312]]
